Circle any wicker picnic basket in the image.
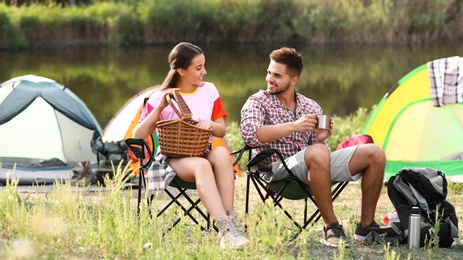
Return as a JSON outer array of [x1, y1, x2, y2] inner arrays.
[[156, 90, 212, 157]]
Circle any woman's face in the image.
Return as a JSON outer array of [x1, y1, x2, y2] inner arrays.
[[179, 54, 207, 86]]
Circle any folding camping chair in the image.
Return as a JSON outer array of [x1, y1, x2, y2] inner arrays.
[[125, 136, 216, 234], [232, 145, 348, 241]]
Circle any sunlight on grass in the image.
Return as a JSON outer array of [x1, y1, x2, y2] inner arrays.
[[1, 147, 463, 258]]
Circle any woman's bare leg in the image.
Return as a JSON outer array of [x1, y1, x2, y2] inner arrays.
[[168, 156, 226, 218], [206, 146, 236, 210]]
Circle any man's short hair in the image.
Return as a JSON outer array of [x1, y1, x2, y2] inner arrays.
[[269, 47, 304, 78]]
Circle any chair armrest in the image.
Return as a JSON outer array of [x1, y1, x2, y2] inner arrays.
[[125, 138, 153, 169], [245, 147, 296, 177], [230, 145, 252, 167]]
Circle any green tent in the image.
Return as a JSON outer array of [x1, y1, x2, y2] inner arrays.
[[363, 57, 463, 181]]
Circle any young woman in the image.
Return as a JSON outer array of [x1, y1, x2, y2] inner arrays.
[[133, 42, 249, 250]]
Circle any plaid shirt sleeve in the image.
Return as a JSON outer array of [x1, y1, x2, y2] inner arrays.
[[240, 93, 266, 147]]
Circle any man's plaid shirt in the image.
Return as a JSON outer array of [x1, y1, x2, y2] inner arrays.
[[240, 89, 323, 170]]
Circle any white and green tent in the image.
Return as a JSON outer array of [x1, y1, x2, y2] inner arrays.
[[0, 75, 102, 184]]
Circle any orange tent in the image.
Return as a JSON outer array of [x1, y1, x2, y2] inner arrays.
[[103, 86, 242, 176]]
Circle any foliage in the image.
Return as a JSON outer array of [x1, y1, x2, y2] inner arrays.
[[327, 106, 374, 151], [106, 3, 143, 47], [0, 4, 28, 49], [1, 0, 463, 49]]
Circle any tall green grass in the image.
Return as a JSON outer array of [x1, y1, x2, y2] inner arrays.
[[1, 162, 462, 259], [1, 0, 463, 49]]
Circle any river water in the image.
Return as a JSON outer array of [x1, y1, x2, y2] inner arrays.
[[1, 43, 462, 129]]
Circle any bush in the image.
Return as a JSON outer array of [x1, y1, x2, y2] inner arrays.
[[107, 4, 143, 47], [327, 106, 373, 151], [3, 0, 463, 48], [0, 5, 28, 49]]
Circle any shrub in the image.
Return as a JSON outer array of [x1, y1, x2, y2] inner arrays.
[[0, 5, 28, 49]]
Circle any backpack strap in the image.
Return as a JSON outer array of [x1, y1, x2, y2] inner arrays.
[[444, 217, 463, 250], [409, 184, 430, 211], [390, 222, 405, 237]]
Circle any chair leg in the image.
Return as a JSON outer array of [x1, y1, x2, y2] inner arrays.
[[137, 171, 143, 215], [245, 174, 251, 214], [162, 189, 204, 235], [247, 175, 349, 241], [164, 188, 202, 225], [158, 181, 215, 235], [137, 169, 152, 218]]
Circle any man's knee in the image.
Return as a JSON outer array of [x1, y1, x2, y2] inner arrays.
[[357, 144, 386, 179], [365, 144, 386, 165], [349, 144, 385, 174], [304, 143, 330, 165]]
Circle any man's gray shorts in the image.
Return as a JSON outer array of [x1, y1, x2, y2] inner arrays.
[[270, 145, 362, 185]]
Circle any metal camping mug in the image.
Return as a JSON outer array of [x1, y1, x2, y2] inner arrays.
[[316, 115, 331, 129]]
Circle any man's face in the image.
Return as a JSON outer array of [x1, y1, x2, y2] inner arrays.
[[265, 60, 293, 95]]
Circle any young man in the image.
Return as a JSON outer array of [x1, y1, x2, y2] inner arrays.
[[239, 47, 386, 247]]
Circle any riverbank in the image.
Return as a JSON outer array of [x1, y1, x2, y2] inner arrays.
[[1, 0, 462, 50]]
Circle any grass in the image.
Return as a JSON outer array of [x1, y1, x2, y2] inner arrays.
[[1, 163, 462, 259]]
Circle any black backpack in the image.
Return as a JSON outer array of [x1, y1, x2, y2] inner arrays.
[[386, 167, 462, 249], [95, 139, 129, 169]]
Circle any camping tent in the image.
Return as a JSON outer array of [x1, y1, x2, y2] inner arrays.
[[363, 57, 463, 182], [103, 86, 242, 176], [0, 74, 103, 184], [103, 86, 156, 143]]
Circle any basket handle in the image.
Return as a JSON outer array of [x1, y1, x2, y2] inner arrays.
[[166, 89, 192, 119]]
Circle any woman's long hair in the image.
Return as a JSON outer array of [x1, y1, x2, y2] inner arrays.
[[159, 42, 203, 90]]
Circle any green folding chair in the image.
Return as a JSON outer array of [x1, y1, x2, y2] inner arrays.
[[125, 135, 216, 234], [232, 145, 348, 241]]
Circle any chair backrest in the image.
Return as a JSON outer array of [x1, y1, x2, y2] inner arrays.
[[127, 97, 159, 175]]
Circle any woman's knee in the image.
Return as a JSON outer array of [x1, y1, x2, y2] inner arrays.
[[195, 158, 213, 171], [208, 146, 229, 157], [208, 146, 232, 165]]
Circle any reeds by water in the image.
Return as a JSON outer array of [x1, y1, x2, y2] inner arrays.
[[1, 0, 462, 49]]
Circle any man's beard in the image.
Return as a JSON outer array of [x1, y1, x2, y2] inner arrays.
[[269, 81, 291, 95]]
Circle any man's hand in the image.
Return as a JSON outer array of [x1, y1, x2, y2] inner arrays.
[[315, 117, 333, 141], [293, 114, 317, 132]]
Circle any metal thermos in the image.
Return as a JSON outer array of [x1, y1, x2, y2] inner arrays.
[[408, 206, 421, 249]]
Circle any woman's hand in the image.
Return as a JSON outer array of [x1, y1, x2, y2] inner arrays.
[[196, 120, 213, 130], [197, 118, 226, 138], [156, 88, 179, 111]]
